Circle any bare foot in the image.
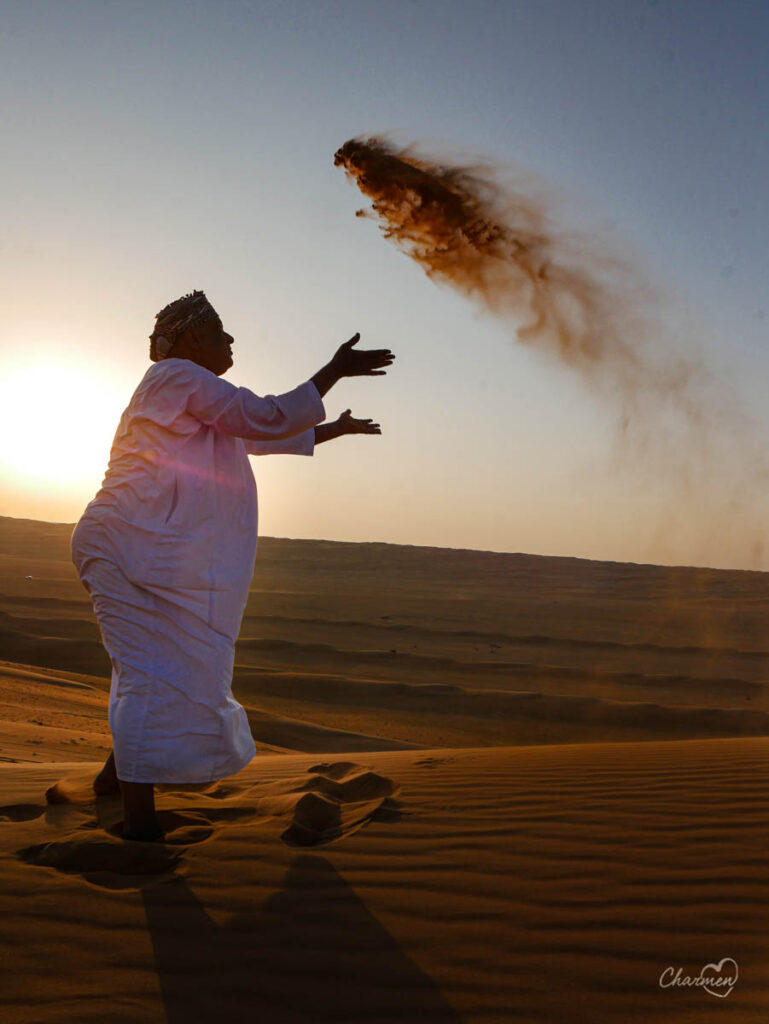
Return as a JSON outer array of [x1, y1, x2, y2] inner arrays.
[[119, 779, 163, 841]]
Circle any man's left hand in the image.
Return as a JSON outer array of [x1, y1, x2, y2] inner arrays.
[[339, 409, 381, 435]]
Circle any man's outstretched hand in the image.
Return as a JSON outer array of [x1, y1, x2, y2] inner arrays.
[[312, 332, 395, 397], [338, 408, 381, 435], [314, 409, 382, 445], [331, 333, 394, 378]]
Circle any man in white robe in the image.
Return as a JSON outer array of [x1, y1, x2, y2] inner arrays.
[[69, 290, 394, 841]]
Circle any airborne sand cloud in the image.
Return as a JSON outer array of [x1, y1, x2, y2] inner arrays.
[[335, 136, 769, 569], [335, 137, 701, 417]]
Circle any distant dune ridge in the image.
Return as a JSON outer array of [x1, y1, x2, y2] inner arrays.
[[3, 515, 769, 754], [2, 515, 769, 1020]]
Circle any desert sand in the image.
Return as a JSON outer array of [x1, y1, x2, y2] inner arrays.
[[1, 514, 769, 1022]]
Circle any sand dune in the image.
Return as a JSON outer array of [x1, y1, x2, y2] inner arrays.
[[0, 662, 419, 761], [2, 515, 769, 1019], [2, 739, 769, 1021], [3, 514, 769, 751]]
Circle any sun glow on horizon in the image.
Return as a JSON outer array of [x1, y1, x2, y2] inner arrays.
[[0, 360, 124, 492]]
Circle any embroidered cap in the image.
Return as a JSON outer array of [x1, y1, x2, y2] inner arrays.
[[149, 290, 220, 361]]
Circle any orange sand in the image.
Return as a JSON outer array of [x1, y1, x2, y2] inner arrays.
[[2, 516, 769, 1021]]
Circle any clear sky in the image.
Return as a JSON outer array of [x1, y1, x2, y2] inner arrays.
[[1, 0, 767, 569]]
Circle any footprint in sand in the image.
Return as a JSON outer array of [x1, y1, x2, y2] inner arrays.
[[156, 766, 402, 848], [14, 793, 259, 890], [17, 833, 185, 890], [15, 772, 261, 879], [0, 803, 47, 823], [104, 809, 216, 846], [414, 756, 454, 768], [11, 761, 402, 885], [48, 779, 263, 843], [281, 762, 402, 848]]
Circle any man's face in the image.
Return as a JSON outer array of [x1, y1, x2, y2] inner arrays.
[[185, 317, 234, 376]]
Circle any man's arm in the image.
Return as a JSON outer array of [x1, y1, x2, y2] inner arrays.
[[314, 421, 345, 445], [182, 331, 392, 441], [244, 428, 316, 456], [246, 412, 381, 455]]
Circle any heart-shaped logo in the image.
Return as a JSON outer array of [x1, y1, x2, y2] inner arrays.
[[700, 958, 738, 999]]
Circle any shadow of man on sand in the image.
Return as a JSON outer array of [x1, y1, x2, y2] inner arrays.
[[142, 853, 464, 1024]]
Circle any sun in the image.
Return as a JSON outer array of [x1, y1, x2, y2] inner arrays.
[[0, 360, 125, 488]]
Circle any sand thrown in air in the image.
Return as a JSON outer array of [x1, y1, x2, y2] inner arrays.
[[335, 137, 702, 418], [334, 136, 769, 568]]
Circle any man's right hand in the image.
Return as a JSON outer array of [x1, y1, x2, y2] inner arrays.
[[312, 333, 395, 397], [330, 333, 395, 378]]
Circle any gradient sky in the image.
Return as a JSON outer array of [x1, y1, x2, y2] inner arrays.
[[1, 0, 767, 569]]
